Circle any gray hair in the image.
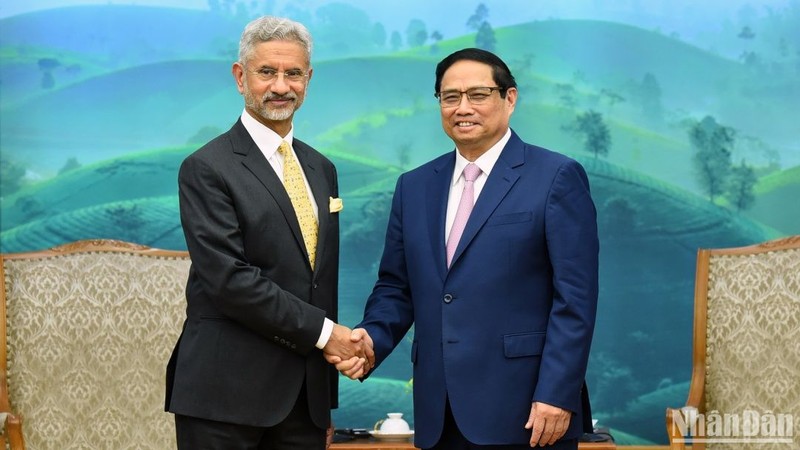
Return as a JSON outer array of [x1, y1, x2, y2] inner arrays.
[[238, 16, 313, 65]]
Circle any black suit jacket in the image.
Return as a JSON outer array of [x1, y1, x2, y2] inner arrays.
[[165, 119, 339, 428]]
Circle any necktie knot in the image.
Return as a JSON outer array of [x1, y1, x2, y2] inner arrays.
[[463, 163, 481, 183], [277, 140, 291, 157]]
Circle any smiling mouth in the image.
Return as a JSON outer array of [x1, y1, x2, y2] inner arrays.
[[456, 121, 477, 127], [268, 98, 294, 105]]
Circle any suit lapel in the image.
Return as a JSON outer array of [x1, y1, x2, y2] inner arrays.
[[428, 154, 455, 281], [232, 121, 310, 268], [449, 132, 524, 268]]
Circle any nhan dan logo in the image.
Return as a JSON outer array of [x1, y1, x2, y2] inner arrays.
[[671, 408, 795, 444]]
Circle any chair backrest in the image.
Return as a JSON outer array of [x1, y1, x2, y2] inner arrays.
[[0, 240, 190, 449], [694, 235, 800, 449]]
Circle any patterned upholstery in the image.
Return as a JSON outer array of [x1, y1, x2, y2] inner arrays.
[[0, 240, 190, 450], [666, 236, 800, 450]]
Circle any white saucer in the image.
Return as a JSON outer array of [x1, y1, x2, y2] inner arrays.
[[369, 430, 414, 442]]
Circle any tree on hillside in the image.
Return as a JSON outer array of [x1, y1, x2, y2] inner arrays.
[[371, 23, 387, 49], [58, 157, 82, 176], [466, 4, 495, 51], [397, 142, 411, 169], [390, 31, 403, 51], [430, 30, 443, 54], [406, 19, 428, 47], [639, 73, 663, 124], [0, 154, 27, 197], [510, 53, 536, 91], [315, 3, 374, 55], [564, 110, 611, 159], [726, 160, 757, 212], [38, 58, 60, 90], [476, 21, 496, 52], [467, 3, 489, 31], [555, 83, 578, 110], [689, 116, 734, 202], [599, 88, 625, 113], [738, 26, 755, 39]]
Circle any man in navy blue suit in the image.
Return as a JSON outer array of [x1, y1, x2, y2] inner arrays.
[[330, 48, 599, 449]]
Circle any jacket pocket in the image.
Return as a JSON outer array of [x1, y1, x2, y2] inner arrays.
[[503, 331, 546, 358], [486, 211, 533, 226]]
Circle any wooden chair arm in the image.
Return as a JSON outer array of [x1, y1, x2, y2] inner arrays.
[[666, 405, 705, 450], [1, 412, 25, 450], [665, 407, 686, 450]]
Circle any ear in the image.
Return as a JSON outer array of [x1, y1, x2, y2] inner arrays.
[[306, 67, 314, 83], [232, 62, 245, 94], [505, 87, 518, 114]]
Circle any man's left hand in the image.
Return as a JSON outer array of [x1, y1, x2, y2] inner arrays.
[[326, 422, 334, 449], [524, 401, 571, 447]]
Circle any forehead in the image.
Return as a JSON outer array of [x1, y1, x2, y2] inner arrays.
[[246, 40, 309, 68], [441, 60, 494, 89]]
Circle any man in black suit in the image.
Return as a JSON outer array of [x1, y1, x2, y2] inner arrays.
[[165, 16, 371, 449]]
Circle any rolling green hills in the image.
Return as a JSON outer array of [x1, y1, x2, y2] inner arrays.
[[0, 144, 400, 252], [4, 18, 795, 177]]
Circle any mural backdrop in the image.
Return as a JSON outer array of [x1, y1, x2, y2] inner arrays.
[[1, 0, 798, 444]]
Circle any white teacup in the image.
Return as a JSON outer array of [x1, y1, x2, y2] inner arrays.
[[374, 412, 410, 434]]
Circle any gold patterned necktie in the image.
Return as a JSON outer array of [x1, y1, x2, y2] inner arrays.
[[278, 141, 318, 269]]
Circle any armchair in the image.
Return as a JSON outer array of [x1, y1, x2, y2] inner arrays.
[[0, 240, 190, 449], [666, 235, 800, 449]]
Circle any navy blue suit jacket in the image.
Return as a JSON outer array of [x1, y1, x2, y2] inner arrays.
[[358, 130, 599, 447]]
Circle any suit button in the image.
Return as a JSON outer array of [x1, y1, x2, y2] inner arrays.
[[443, 294, 453, 304], [273, 336, 279, 342], [313, 283, 319, 289]]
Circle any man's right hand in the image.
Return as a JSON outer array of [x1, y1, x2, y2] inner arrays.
[[323, 327, 374, 379]]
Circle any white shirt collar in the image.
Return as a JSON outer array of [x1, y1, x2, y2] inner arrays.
[[450, 128, 512, 186], [240, 109, 294, 156]]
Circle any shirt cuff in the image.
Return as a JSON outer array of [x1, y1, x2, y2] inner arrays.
[[315, 318, 334, 349]]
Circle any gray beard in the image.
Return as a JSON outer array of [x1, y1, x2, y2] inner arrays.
[[244, 91, 298, 122]]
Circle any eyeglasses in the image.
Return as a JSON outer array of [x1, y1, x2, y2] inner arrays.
[[251, 68, 309, 83], [435, 86, 505, 107]]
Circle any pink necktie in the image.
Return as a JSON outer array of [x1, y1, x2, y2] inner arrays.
[[447, 163, 482, 268]]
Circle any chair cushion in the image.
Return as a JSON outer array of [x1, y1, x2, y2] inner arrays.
[[4, 250, 189, 449], [704, 248, 800, 449]]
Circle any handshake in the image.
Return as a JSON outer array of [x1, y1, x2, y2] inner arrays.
[[322, 324, 375, 380]]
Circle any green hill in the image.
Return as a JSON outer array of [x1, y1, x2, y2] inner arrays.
[[1, 147, 190, 231], [0, 144, 400, 252], [746, 165, 800, 235]]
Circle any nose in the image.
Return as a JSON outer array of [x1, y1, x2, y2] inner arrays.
[[270, 74, 291, 94], [454, 94, 474, 113]]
